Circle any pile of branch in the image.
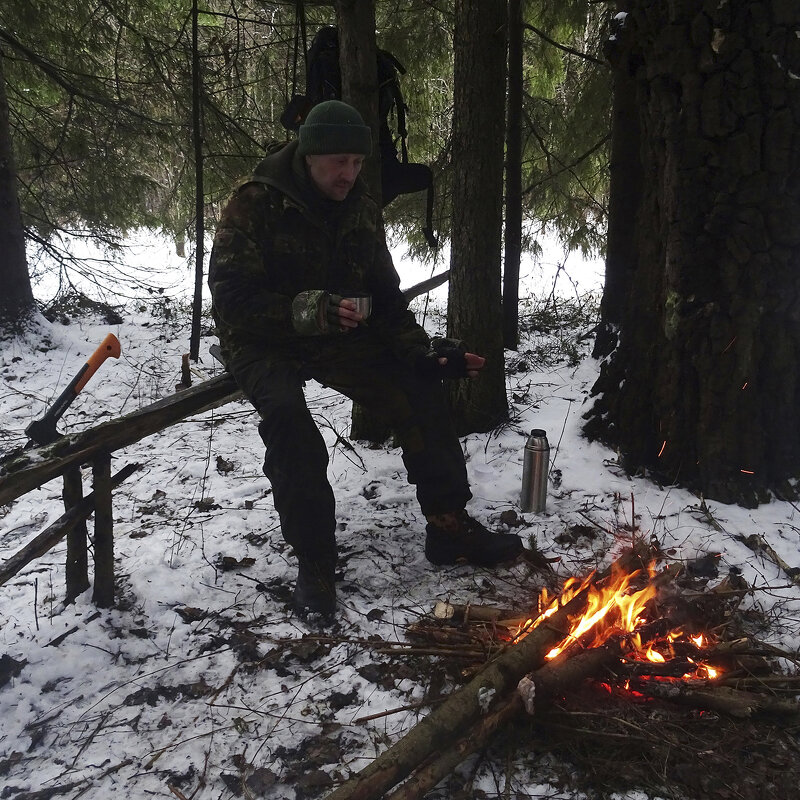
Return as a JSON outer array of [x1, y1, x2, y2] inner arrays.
[[326, 544, 800, 800]]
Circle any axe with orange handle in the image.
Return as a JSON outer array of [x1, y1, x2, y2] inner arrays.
[[24, 333, 121, 448]]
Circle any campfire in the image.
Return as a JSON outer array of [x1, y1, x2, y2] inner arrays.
[[326, 542, 800, 800]]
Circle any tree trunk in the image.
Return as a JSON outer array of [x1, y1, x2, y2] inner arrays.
[[0, 46, 34, 329], [585, 1, 800, 506], [334, 0, 391, 443], [592, 3, 641, 359], [189, 0, 205, 362], [448, 0, 509, 434], [502, 0, 523, 351], [334, 0, 380, 201]]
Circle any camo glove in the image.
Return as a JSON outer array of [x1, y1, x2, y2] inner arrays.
[[291, 290, 344, 336], [415, 337, 470, 379]]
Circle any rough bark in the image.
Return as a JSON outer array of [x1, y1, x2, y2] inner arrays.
[[0, 46, 34, 328], [593, 2, 642, 359], [334, 0, 380, 200], [448, 0, 509, 434], [382, 695, 524, 800], [585, 1, 800, 506], [502, 0, 523, 351], [334, 0, 389, 443]]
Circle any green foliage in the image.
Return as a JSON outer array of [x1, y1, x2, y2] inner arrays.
[[380, 0, 612, 260], [2, 1, 303, 244], [1, 0, 612, 292], [518, 0, 612, 255]]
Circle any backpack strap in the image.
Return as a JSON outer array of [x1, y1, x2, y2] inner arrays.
[[393, 85, 409, 164], [423, 180, 437, 249]]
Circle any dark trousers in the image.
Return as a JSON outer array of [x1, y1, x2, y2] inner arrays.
[[229, 334, 471, 564]]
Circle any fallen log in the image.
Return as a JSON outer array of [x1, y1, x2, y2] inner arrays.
[[326, 544, 655, 800], [718, 676, 800, 692], [517, 644, 621, 715], [0, 463, 141, 587], [626, 677, 800, 718], [384, 646, 622, 800], [325, 589, 591, 800], [382, 694, 524, 800]]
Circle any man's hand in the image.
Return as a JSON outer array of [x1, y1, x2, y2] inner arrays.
[[432, 351, 485, 378], [416, 338, 486, 380], [332, 298, 364, 331]]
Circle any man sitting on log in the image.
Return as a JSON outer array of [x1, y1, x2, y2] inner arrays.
[[208, 100, 523, 621]]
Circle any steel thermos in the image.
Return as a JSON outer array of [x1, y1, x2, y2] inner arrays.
[[520, 429, 549, 513]]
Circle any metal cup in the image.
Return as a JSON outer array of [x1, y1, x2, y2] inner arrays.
[[341, 292, 372, 320]]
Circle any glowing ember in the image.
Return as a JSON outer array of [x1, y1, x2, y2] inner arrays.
[[517, 558, 723, 682]]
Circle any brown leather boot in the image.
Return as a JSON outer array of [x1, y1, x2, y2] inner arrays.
[[424, 510, 523, 566]]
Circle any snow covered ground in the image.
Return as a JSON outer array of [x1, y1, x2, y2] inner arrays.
[[0, 232, 798, 799]]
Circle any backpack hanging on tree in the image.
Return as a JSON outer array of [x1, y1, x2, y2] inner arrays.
[[281, 25, 437, 248]]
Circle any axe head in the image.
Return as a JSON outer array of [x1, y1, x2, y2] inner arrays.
[[24, 417, 60, 448]]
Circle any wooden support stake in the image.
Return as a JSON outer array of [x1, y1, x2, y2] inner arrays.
[[63, 466, 89, 602], [0, 463, 140, 590], [91, 452, 114, 608]]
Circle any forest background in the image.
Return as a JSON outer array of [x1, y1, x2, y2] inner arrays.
[[2, 1, 800, 542], [3, 3, 800, 798]]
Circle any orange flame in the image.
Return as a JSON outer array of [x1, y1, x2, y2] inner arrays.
[[519, 558, 723, 681], [524, 561, 659, 659], [645, 646, 665, 663]]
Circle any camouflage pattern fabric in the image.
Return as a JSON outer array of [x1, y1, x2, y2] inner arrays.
[[208, 140, 430, 367], [290, 290, 344, 336], [230, 339, 471, 560]]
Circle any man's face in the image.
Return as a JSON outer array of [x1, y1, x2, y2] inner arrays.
[[305, 153, 365, 201]]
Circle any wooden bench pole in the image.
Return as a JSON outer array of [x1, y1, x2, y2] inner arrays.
[[0, 463, 139, 590], [63, 467, 90, 602], [91, 452, 115, 608]]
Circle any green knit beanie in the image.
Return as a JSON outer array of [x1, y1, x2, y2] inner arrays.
[[297, 100, 372, 157]]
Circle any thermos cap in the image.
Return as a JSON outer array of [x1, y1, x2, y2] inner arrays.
[[525, 429, 549, 451]]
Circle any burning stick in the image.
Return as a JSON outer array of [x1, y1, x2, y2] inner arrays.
[[625, 678, 800, 718], [517, 644, 622, 715], [325, 585, 595, 800], [325, 543, 657, 800]]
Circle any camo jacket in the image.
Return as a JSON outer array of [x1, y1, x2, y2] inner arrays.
[[208, 141, 430, 368]]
